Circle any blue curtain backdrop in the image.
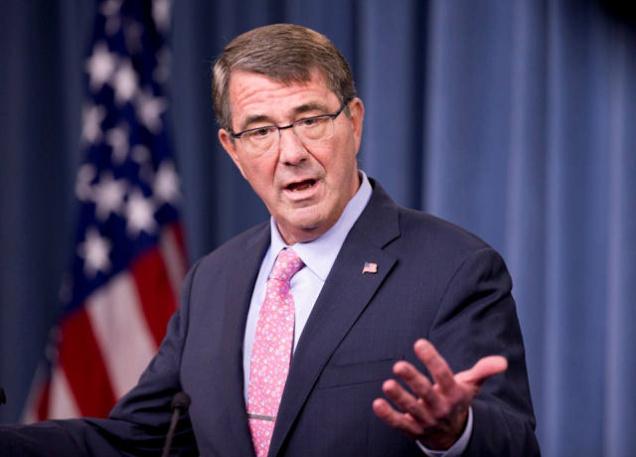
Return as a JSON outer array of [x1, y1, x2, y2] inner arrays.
[[1, 1, 635, 456]]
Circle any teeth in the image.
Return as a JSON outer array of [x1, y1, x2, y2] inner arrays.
[[289, 180, 314, 191]]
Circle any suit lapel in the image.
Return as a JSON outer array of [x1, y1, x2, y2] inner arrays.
[[216, 224, 270, 457], [268, 183, 401, 457]]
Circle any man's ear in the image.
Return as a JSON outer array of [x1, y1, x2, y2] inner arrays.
[[348, 97, 365, 152], [218, 128, 246, 178]]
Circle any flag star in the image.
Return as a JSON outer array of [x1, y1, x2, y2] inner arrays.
[[106, 124, 129, 163], [130, 145, 154, 183], [101, 0, 123, 35], [152, 0, 171, 33], [100, 0, 122, 16], [78, 228, 112, 277], [125, 190, 157, 235], [94, 172, 127, 220], [113, 60, 138, 105], [136, 89, 166, 133], [85, 42, 117, 91], [124, 20, 144, 54], [131, 145, 150, 164], [105, 15, 121, 36], [75, 164, 97, 201], [82, 104, 106, 143], [154, 161, 180, 203]]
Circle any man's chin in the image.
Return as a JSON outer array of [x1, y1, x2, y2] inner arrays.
[[277, 212, 327, 244], [290, 219, 323, 240]]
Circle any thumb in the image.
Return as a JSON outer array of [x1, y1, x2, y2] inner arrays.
[[456, 355, 508, 388]]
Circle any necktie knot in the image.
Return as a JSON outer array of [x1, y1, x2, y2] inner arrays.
[[269, 248, 304, 282]]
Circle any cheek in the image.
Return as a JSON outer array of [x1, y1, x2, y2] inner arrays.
[[313, 143, 341, 174], [326, 146, 356, 180], [243, 159, 278, 194]]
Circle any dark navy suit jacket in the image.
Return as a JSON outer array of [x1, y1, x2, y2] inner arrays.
[[1, 181, 540, 456]]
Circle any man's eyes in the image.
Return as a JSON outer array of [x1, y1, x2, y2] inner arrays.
[[242, 116, 328, 136], [244, 126, 276, 138], [296, 115, 328, 127]]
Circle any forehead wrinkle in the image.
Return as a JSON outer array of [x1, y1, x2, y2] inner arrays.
[[229, 70, 339, 131]]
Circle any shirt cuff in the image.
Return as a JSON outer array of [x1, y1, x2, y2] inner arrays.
[[416, 406, 473, 457]]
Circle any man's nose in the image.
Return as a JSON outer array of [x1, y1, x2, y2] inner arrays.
[[278, 127, 309, 165]]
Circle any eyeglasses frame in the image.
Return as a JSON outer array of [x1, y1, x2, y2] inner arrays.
[[228, 98, 352, 149]]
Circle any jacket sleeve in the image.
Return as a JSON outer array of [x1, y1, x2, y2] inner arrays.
[[428, 247, 540, 456]]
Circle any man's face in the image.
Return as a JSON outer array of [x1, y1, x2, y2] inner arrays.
[[218, 69, 365, 244]]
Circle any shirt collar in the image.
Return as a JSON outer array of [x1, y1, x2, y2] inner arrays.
[[269, 171, 372, 281]]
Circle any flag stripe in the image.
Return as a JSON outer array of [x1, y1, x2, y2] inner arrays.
[[48, 368, 81, 420], [86, 273, 157, 398], [35, 380, 50, 421], [172, 223, 187, 263], [131, 247, 178, 346], [57, 308, 116, 417], [160, 223, 188, 298], [21, 366, 50, 424]]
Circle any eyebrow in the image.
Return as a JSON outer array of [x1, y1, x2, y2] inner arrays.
[[292, 102, 331, 116], [239, 114, 273, 131], [238, 101, 332, 131]]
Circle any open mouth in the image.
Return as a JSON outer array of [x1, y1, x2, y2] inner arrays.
[[286, 179, 317, 192]]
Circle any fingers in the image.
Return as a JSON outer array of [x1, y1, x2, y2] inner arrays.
[[413, 339, 508, 391], [373, 339, 508, 445], [392, 361, 442, 413], [377, 358, 463, 437], [373, 375, 470, 450], [372, 398, 425, 438], [373, 340, 507, 436], [455, 355, 508, 387], [413, 339, 456, 394], [380, 375, 436, 426]]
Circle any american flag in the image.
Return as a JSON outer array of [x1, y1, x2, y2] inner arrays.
[[23, 0, 187, 421]]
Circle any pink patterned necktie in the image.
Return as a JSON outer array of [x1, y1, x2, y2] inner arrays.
[[247, 248, 304, 457]]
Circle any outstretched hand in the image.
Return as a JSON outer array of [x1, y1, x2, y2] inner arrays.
[[372, 339, 507, 450]]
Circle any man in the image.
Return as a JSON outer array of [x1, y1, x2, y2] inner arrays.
[[1, 24, 539, 456]]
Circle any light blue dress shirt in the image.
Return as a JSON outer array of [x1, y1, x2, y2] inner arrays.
[[242, 172, 471, 456]]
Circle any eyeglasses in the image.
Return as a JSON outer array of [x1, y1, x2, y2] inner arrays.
[[229, 100, 351, 155]]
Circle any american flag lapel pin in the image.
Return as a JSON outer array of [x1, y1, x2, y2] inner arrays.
[[362, 262, 378, 274]]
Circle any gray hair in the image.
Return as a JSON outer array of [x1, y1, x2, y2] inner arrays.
[[212, 23, 357, 131]]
